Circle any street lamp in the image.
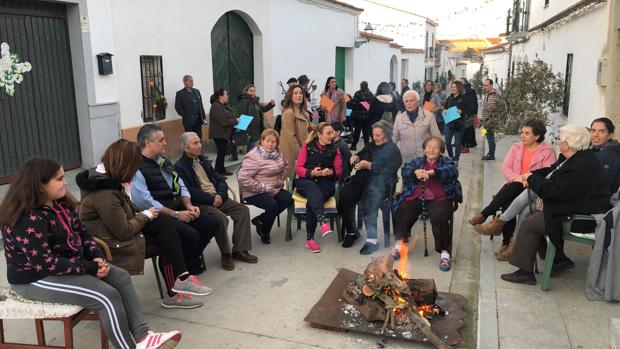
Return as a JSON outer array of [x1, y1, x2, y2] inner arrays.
[[355, 23, 375, 48]]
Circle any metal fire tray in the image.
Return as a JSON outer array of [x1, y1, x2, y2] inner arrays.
[[304, 268, 467, 346]]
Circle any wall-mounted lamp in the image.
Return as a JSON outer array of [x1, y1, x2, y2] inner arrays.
[[355, 23, 375, 48]]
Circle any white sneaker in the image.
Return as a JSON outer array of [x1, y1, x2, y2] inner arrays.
[[136, 330, 182, 349]]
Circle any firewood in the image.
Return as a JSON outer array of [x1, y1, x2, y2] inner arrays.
[[407, 279, 438, 305]]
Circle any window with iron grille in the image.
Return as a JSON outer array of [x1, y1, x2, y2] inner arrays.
[[140, 55, 166, 121], [563, 53, 573, 116]]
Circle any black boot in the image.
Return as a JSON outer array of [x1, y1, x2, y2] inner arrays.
[[501, 269, 536, 285]]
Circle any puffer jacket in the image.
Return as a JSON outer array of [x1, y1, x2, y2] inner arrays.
[[77, 169, 148, 275], [593, 139, 620, 193], [238, 147, 289, 199]]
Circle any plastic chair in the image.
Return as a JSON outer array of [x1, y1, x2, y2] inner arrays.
[[540, 214, 596, 291]]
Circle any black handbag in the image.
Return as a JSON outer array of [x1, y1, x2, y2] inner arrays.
[[230, 130, 249, 146]]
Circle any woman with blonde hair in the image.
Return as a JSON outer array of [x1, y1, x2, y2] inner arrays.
[[280, 84, 313, 172], [238, 129, 293, 244], [294, 122, 343, 252]]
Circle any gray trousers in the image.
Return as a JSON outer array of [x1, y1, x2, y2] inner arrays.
[[12, 265, 148, 349], [499, 189, 538, 238], [201, 199, 252, 253]]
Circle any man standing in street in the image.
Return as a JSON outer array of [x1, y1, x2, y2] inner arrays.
[[175, 75, 207, 140], [481, 79, 498, 161], [398, 79, 410, 112]]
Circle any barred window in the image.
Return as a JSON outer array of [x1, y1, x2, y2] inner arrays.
[[140, 55, 166, 121]]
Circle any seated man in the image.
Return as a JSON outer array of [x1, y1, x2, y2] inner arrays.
[[131, 124, 219, 275], [175, 132, 257, 270]]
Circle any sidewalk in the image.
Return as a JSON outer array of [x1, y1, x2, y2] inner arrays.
[[477, 136, 620, 349], [0, 147, 481, 348]]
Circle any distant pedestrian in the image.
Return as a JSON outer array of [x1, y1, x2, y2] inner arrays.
[[320, 77, 346, 123], [460, 78, 478, 152], [237, 84, 276, 152], [369, 82, 395, 124], [208, 88, 238, 176], [175, 75, 207, 140], [481, 79, 498, 160], [443, 81, 467, 164], [351, 81, 374, 149]]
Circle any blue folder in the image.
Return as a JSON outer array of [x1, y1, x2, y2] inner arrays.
[[443, 106, 461, 124], [234, 114, 254, 130], [346, 109, 352, 117]]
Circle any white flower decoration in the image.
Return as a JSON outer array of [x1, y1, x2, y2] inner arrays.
[[0, 42, 32, 96]]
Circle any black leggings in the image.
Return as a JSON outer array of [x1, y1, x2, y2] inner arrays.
[[481, 181, 524, 244], [395, 199, 453, 254], [213, 138, 228, 173]]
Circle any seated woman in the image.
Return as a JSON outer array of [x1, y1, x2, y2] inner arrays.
[[0, 157, 181, 349], [469, 118, 556, 260], [338, 120, 402, 254], [392, 137, 462, 271], [294, 122, 343, 253], [77, 139, 212, 310], [476, 117, 620, 240], [238, 129, 293, 244], [501, 124, 612, 284]]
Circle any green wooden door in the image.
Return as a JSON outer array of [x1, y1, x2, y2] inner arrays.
[[335, 47, 345, 91], [211, 12, 253, 104], [0, 0, 80, 182]]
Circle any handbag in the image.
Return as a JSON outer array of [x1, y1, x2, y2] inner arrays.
[[230, 130, 249, 146]]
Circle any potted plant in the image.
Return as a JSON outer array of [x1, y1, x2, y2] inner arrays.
[[144, 81, 167, 120]]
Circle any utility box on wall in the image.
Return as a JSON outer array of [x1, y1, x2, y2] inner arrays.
[[597, 58, 608, 87], [96, 53, 113, 75]]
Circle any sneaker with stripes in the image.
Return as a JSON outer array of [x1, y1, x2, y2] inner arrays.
[[171, 275, 214, 296], [136, 330, 182, 349]]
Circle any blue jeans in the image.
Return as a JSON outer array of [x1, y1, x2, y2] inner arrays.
[[485, 129, 496, 157], [444, 120, 465, 160]]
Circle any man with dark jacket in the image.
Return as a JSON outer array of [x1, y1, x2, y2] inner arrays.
[[175, 75, 207, 140], [460, 78, 478, 152], [175, 132, 257, 270]]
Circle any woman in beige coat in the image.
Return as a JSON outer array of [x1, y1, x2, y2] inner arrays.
[[393, 90, 441, 163], [280, 84, 313, 172]]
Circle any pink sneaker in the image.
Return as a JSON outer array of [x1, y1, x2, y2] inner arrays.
[[320, 223, 333, 237], [136, 330, 182, 349], [305, 239, 321, 253]]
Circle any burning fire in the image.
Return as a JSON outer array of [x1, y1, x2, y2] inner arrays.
[[397, 240, 409, 279]]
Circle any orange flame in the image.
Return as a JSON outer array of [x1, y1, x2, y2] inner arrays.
[[397, 240, 410, 279]]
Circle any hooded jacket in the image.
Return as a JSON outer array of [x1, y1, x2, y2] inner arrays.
[[369, 94, 394, 123], [593, 139, 620, 193], [77, 169, 149, 275], [237, 94, 275, 141], [2, 200, 104, 284]]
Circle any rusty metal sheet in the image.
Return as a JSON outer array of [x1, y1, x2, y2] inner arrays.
[[304, 268, 467, 346]]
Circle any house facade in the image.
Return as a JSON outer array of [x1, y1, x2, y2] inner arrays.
[[0, 0, 435, 181]]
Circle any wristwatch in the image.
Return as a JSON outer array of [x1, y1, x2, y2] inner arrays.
[[173, 211, 180, 219]]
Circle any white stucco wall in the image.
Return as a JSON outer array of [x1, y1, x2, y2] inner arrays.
[[483, 50, 510, 88], [351, 40, 402, 93], [85, 0, 118, 104], [403, 52, 425, 84], [511, 1, 609, 126], [528, 0, 581, 28]]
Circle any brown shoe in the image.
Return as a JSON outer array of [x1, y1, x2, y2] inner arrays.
[[474, 218, 505, 236], [221, 253, 235, 271], [468, 213, 486, 226], [496, 240, 515, 261], [496, 244, 509, 256], [232, 251, 258, 263]]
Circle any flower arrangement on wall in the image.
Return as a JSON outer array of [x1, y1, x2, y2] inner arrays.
[[0, 42, 32, 96]]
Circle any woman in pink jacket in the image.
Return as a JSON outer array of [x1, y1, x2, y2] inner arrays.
[[238, 129, 293, 244], [469, 119, 556, 255]]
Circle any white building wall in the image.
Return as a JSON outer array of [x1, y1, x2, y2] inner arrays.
[[106, 0, 359, 128], [351, 40, 402, 92], [483, 50, 510, 88], [511, 2, 609, 126], [528, 0, 581, 28], [86, 0, 117, 104], [404, 52, 425, 84]]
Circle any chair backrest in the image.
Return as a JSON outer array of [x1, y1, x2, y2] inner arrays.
[[235, 167, 245, 203]]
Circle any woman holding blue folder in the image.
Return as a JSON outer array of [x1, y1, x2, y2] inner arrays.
[[209, 88, 239, 176], [443, 81, 468, 165]]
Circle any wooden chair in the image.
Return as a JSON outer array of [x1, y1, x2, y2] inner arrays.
[[0, 290, 108, 349], [285, 177, 342, 242], [540, 214, 596, 291]]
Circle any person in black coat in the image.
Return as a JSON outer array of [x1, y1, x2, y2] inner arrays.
[[443, 81, 468, 162], [236, 84, 275, 152], [502, 124, 612, 285], [351, 81, 374, 149], [460, 78, 478, 150], [369, 82, 395, 124], [175, 75, 207, 139]]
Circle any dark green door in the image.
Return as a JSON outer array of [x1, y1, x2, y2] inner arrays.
[[335, 47, 345, 91], [211, 11, 253, 104], [0, 0, 80, 182]]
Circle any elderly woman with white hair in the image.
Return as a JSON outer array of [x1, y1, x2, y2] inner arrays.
[[392, 89, 441, 163], [501, 123, 612, 285], [338, 120, 402, 254]]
